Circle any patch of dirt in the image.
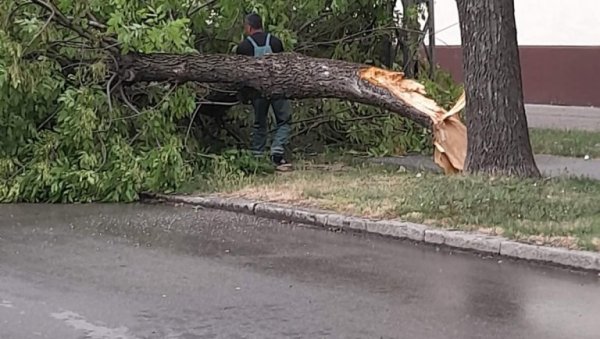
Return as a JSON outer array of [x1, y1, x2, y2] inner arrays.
[[224, 186, 304, 203], [592, 238, 600, 251], [521, 234, 581, 250], [477, 227, 505, 236], [296, 163, 351, 172]]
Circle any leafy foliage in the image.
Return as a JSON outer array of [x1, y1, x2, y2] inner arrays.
[[0, 0, 461, 202]]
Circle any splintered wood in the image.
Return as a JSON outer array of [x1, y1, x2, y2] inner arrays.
[[359, 67, 467, 174]]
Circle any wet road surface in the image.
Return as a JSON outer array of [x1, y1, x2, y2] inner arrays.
[[1, 204, 599, 339]]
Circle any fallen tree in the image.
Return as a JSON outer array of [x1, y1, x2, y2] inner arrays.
[[2, 0, 471, 203], [118, 52, 467, 174]]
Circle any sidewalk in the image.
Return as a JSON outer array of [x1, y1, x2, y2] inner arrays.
[[371, 155, 600, 180], [526, 104, 600, 131]]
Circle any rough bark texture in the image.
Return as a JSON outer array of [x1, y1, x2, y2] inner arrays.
[[456, 0, 540, 177], [119, 52, 467, 173]]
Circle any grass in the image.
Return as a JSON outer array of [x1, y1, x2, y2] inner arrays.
[[191, 161, 600, 251], [529, 129, 600, 158]]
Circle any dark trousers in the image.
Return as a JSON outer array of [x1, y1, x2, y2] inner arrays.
[[251, 97, 292, 156]]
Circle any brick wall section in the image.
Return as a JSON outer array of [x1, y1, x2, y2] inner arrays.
[[434, 46, 600, 107]]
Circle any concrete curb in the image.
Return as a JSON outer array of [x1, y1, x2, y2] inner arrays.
[[149, 194, 600, 272]]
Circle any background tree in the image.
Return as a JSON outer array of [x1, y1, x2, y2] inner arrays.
[[455, 0, 540, 177]]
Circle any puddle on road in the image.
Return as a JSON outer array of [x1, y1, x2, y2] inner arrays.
[[1, 299, 15, 308], [51, 310, 137, 339]]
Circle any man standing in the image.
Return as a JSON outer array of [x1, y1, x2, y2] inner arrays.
[[236, 13, 292, 171]]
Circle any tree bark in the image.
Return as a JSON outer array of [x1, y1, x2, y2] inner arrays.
[[120, 53, 433, 125], [456, 0, 540, 177]]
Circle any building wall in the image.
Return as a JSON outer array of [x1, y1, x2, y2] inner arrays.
[[404, 0, 600, 106]]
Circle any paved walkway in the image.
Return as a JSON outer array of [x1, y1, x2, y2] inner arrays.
[[372, 154, 600, 180], [526, 104, 600, 131], [526, 105, 600, 178]]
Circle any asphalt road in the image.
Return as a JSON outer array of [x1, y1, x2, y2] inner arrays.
[[1, 204, 599, 339]]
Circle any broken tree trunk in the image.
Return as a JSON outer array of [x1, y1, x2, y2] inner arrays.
[[119, 52, 466, 174]]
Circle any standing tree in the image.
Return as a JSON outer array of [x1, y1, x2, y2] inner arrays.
[[455, 0, 540, 177]]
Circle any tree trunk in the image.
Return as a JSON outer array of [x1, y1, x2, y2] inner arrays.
[[120, 53, 427, 125], [456, 0, 540, 177], [119, 52, 467, 174]]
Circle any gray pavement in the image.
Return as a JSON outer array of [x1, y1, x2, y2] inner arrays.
[[1, 204, 600, 339], [526, 104, 600, 131], [534, 154, 600, 180]]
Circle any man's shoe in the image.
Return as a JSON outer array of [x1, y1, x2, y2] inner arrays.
[[271, 154, 293, 172]]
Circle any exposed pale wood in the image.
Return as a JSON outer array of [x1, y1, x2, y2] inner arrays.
[[359, 67, 466, 173]]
